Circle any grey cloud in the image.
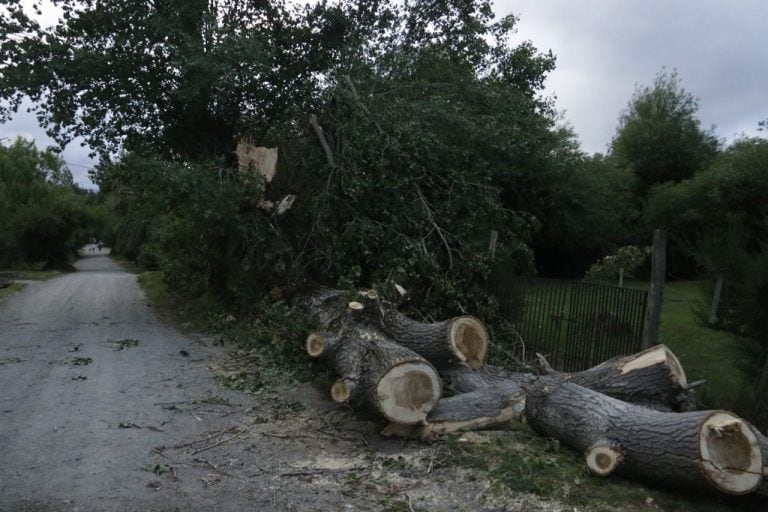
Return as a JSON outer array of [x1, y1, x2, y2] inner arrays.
[[496, 0, 768, 153]]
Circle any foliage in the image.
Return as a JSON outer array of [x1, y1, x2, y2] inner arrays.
[[584, 245, 649, 283], [0, 0, 370, 160], [86, 1, 571, 328], [611, 70, 720, 196], [644, 138, 768, 428], [531, 152, 639, 276], [0, 137, 97, 268]]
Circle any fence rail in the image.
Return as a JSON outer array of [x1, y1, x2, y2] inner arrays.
[[493, 276, 648, 371]]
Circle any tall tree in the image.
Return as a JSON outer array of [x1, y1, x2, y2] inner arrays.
[[611, 70, 720, 196], [0, 0, 367, 160]]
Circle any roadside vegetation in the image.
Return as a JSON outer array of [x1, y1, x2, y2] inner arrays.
[[1, 0, 767, 508], [0, 138, 104, 270]]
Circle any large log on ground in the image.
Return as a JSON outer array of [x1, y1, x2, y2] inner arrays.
[[440, 344, 694, 412], [306, 326, 442, 425], [353, 289, 488, 368], [382, 387, 526, 439], [301, 288, 488, 368], [524, 378, 763, 495], [537, 344, 696, 411]]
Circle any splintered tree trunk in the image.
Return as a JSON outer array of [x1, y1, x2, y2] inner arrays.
[[306, 327, 442, 425], [525, 378, 763, 495], [353, 289, 488, 368]]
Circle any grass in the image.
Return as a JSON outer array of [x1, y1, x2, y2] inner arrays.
[[656, 281, 756, 410], [449, 425, 765, 512], [137, 270, 318, 390], [0, 282, 25, 300]]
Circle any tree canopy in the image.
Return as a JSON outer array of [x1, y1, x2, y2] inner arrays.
[[611, 70, 720, 196], [0, 137, 98, 268]]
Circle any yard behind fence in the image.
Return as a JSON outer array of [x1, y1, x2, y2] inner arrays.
[[492, 275, 648, 371]]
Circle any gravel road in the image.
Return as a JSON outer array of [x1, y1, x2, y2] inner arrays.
[[0, 254, 562, 512]]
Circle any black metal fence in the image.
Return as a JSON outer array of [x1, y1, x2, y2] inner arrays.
[[492, 275, 648, 371]]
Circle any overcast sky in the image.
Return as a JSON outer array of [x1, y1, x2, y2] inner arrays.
[[495, 0, 768, 153], [1, 0, 767, 188]]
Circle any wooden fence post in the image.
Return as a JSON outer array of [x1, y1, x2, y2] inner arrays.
[[708, 275, 724, 324], [642, 229, 667, 349]]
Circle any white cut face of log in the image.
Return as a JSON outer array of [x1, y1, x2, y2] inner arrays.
[[376, 361, 441, 425], [586, 441, 623, 476], [698, 412, 762, 494], [450, 317, 488, 369], [331, 379, 355, 403], [306, 333, 325, 357], [620, 344, 687, 387]]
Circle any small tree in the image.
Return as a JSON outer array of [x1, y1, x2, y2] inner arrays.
[[611, 70, 720, 196]]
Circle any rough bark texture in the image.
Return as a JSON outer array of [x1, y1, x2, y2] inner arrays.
[[306, 326, 442, 424], [751, 427, 768, 496], [525, 378, 763, 495], [441, 344, 694, 412], [538, 344, 695, 411], [351, 289, 488, 368]]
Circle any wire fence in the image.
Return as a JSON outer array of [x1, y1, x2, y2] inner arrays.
[[493, 275, 648, 371]]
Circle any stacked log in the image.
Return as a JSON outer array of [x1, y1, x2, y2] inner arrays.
[[301, 287, 767, 497]]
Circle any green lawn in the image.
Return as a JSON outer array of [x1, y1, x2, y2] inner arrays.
[[656, 281, 756, 410]]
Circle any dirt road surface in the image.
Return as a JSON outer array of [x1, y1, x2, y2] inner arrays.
[[0, 255, 559, 512]]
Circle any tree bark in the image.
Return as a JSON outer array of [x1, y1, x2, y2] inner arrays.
[[440, 344, 695, 412], [306, 326, 442, 425], [537, 344, 695, 411], [304, 288, 488, 368], [750, 426, 768, 496], [524, 378, 763, 495]]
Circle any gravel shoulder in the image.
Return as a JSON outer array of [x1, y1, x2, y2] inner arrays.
[[0, 255, 562, 512]]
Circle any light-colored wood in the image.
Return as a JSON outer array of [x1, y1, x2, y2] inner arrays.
[[525, 378, 762, 495]]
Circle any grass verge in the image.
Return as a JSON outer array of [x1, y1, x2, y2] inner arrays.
[[137, 270, 318, 392], [657, 281, 755, 410], [0, 282, 25, 300], [449, 425, 764, 512]]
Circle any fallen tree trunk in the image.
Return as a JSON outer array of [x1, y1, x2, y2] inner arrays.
[[524, 378, 763, 495], [352, 289, 488, 368], [306, 327, 442, 425], [536, 344, 696, 411], [439, 344, 695, 413]]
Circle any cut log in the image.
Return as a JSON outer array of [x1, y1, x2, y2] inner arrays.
[[524, 378, 763, 495], [383, 387, 526, 439], [305, 327, 442, 425], [440, 344, 694, 412], [353, 289, 488, 368], [537, 344, 694, 411], [750, 426, 768, 496]]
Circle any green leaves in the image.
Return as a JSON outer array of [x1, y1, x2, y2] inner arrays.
[[0, 137, 97, 268], [611, 70, 720, 196]]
